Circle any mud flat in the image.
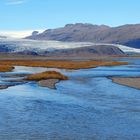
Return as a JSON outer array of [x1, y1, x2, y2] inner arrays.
[[110, 77, 140, 90], [38, 79, 59, 89]]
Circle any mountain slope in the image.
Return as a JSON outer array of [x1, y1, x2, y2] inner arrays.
[[26, 23, 140, 48], [45, 45, 124, 57]]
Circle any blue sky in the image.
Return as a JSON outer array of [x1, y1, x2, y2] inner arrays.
[[0, 0, 140, 31]]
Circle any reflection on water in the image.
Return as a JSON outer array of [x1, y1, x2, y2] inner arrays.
[[0, 58, 140, 140]]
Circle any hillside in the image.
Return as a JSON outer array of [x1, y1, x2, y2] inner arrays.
[[45, 45, 125, 56], [26, 23, 140, 48]]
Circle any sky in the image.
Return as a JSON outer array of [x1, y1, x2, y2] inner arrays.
[[0, 0, 140, 37]]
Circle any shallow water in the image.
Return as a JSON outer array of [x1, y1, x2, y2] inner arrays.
[[0, 58, 140, 140]]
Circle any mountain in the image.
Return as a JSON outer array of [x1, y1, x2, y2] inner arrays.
[[26, 23, 140, 48], [0, 38, 126, 56], [44, 45, 125, 57]]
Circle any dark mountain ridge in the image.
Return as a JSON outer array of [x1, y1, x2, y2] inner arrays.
[[26, 23, 140, 48]]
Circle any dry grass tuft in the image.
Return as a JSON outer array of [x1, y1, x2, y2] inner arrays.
[[98, 61, 128, 66], [25, 71, 68, 81], [0, 60, 128, 70]]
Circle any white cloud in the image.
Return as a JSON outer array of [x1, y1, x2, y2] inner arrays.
[[0, 30, 44, 38], [6, 0, 27, 5]]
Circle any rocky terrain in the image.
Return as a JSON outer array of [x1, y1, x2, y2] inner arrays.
[[45, 45, 125, 56], [26, 23, 140, 48]]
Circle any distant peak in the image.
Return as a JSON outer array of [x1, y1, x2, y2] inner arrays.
[[64, 23, 110, 28], [32, 31, 39, 36]]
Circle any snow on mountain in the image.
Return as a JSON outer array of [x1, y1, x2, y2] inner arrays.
[[0, 30, 44, 38]]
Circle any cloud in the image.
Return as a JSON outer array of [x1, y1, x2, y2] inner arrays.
[[0, 30, 44, 38], [6, 0, 27, 5]]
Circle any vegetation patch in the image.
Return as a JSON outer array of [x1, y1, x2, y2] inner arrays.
[[98, 61, 128, 66], [25, 71, 68, 81], [0, 60, 128, 70]]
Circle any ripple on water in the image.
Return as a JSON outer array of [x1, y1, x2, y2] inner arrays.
[[0, 58, 139, 139]]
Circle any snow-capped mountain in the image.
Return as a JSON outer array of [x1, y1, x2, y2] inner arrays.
[[26, 23, 140, 49]]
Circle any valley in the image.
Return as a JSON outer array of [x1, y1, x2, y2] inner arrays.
[[1, 0, 140, 139]]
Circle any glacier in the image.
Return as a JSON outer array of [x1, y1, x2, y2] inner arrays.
[[0, 38, 140, 54]]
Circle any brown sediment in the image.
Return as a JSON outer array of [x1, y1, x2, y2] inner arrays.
[[110, 77, 140, 90], [0, 65, 14, 72], [0, 60, 128, 70]]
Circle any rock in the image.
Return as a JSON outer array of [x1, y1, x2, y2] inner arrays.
[[32, 31, 39, 36], [45, 45, 125, 56], [38, 79, 59, 89]]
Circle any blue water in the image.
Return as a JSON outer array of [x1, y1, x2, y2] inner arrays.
[[0, 58, 140, 140]]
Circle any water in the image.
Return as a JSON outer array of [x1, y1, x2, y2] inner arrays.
[[0, 58, 140, 140]]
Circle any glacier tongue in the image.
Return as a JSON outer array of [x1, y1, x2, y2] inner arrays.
[[0, 38, 140, 54]]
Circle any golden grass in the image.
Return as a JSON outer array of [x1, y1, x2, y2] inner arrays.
[[0, 60, 128, 70], [25, 71, 68, 81], [0, 65, 14, 72]]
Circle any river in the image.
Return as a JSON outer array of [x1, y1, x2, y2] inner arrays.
[[0, 58, 140, 140]]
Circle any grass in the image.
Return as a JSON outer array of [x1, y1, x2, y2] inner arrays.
[[0, 60, 128, 70], [0, 65, 14, 72], [25, 71, 68, 81]]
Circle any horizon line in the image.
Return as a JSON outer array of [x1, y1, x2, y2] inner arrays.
[[0, 22, 140, 31]]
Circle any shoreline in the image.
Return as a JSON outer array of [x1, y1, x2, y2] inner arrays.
[[0, 53, 140, 60]]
